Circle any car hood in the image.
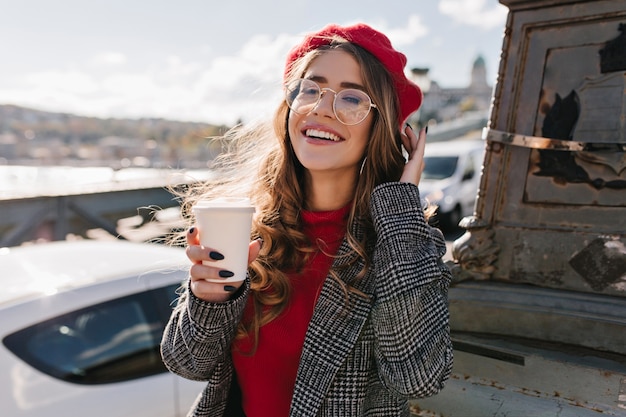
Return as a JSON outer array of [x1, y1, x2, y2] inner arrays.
[[0, 240, 187, 307]]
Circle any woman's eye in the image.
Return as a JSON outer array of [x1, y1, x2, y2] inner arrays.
[[340, 92, 364, 106]]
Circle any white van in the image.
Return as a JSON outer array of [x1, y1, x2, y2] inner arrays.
[[419, 139, 486, 231]]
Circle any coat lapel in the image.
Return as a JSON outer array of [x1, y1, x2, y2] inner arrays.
[[289, 226, 376, 416]]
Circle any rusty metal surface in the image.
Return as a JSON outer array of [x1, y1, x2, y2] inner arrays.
[[452, 0, 626, 297], [484, 128, 585, 151]]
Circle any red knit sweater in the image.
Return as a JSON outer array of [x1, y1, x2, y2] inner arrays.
[[232, 204, 350, 417]]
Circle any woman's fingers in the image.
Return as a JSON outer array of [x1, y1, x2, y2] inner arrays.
[[190, 238, 261, 284], [186, 226, 200, 246], [400, 125, 427, 185], [415, 126, 426, 163], [190, 276, 242, 303], [401, 124, 414, 155], [186, 227, 259, 302], [185, 227, 225, 265], [189, 262, 233, 282], [185, 227, 205, 264], [187, 245, 245, 302]]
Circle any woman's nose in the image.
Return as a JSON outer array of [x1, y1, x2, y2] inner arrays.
[[312, 89, 336, 119]]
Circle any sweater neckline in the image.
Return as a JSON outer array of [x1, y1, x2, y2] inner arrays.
[[300, 202, 351, 224]]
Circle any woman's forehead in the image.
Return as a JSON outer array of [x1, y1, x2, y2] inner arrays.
[[303, 50, 363, 85]]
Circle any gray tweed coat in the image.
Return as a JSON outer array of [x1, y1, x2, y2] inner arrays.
[[160, 182, 453, 417]]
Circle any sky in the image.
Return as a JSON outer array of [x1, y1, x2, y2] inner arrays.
[[0, 0, 508, 126]]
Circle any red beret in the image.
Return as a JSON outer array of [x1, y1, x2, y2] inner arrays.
[[284, 23, 423, 125]]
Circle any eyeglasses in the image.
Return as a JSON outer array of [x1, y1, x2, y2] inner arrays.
[[284, 78, 377, 125]]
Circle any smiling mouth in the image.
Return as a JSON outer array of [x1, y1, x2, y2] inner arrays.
[[305, 129, 342, 142]]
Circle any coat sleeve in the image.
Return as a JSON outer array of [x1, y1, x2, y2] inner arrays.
[[369, 181, 453, 398], [160, 279, 249, 381]]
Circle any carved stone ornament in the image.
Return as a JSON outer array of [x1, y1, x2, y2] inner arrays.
[[448, 216, 499, 283]]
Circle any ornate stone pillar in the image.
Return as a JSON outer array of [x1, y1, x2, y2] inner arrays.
[[452, 0, 626, 298]]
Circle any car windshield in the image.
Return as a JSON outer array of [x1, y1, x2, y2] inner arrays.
[[422, 156, 459, 180]]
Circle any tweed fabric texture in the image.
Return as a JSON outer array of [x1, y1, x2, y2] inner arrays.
[[160, 182, 453, 417]]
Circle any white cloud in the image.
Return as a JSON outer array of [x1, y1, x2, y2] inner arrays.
[[23, 70, 99, 95], [0, 32, 297, 125], [91, 52, 127, 66], [176, 32, 296, 124], [383, 15, 429, 46], [439, 0, 507, 30]]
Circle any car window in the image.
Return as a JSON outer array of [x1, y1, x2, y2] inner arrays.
[[3, 283, 181, 385], [422, 156, 459, 180], [462, 154, 476, 181]]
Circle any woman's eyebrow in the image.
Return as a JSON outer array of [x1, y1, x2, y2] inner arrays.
[[306, 75, 367, 91]]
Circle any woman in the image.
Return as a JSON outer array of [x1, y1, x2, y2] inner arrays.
[[161, 23, 453, 417]]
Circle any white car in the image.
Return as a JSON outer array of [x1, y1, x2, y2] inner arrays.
[[0, 240, 205, 417], [419, 139, 486, 231]]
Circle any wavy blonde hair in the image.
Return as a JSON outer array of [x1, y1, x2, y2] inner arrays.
[[176, 38, 411, 349]]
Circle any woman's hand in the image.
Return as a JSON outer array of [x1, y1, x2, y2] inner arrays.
[[400, 124, 427, 186], [186, 227, 262, 303]]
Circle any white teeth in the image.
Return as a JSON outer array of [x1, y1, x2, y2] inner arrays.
[[305, 129, 341, 142]]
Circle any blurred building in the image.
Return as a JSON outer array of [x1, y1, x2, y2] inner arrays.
[[410, 55, 494, 125]]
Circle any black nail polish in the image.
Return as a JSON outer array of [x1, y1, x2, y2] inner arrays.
[[209, 251, 224, 260], [425, 125, 429, 134], [224, 285, 237, 292], [405, 122, 413, 131], [219, 270, 234, 278], [188, 227, 195, 234]]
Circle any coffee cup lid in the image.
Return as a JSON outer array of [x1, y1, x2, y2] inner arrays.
[[193, 197, 255, 211]]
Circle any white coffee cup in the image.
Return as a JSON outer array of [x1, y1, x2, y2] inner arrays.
[[192, 197, 256, 283]]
